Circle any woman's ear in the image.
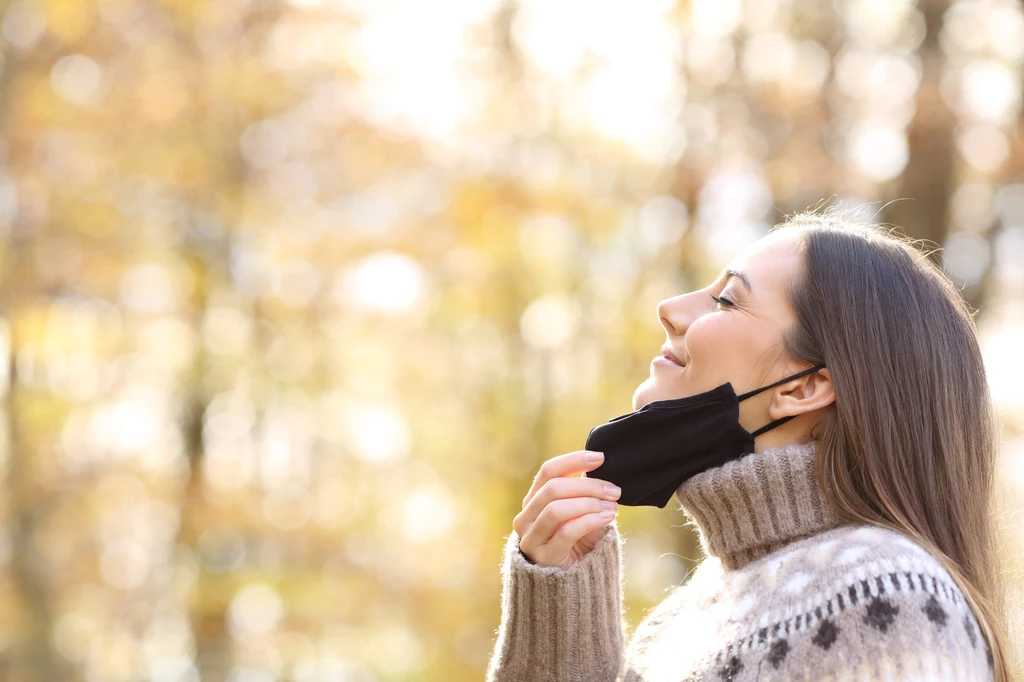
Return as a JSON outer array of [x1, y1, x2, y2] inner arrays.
[[769, 367, 835, 419]]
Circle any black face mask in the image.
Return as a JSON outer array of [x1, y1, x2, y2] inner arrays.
[[584, 365, 826, 508]]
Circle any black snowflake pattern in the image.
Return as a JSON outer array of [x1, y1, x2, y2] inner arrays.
[[863, 596, 900, 633], [811, 619, 839, 650], [719, 656, 743, 681], [921, 595, 947, 628], [766, 639, 789, 669], [699, 570, 982, 680]]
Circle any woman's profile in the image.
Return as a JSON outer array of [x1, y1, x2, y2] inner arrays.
[[486, 211, 1010, 681]]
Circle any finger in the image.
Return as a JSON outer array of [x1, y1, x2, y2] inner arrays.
[[523, 496, 617, 549], [516, 476, 620, 532], [519, 497, 612, 563], [527, 509, 617, 567], [522, 450, 605, 509]]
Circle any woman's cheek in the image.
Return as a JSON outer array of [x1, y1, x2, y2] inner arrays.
[[684, 314, 729, 363]]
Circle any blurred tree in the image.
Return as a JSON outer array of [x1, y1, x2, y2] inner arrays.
[[882, 0, 957, 293], [0, 0, 1018, 680]]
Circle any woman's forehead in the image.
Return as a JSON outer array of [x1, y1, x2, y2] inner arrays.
[[727, 232, 803, 299]]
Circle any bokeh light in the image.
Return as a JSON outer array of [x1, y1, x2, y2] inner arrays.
[[0, 0, 1021, 680]]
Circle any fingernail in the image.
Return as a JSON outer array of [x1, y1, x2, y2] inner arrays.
[[604, 484, 621, 499], [601, 500, 617, 511], [586, 451, 604, 463], [600, 509, 616, 520]]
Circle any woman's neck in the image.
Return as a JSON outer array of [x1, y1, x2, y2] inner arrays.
[[752, 419, 815, 453]]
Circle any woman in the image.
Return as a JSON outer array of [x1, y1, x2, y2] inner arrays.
[[486, 212, 1010, 681]]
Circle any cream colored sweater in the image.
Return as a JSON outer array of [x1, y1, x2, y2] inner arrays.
[[486, 442, 993, 681]]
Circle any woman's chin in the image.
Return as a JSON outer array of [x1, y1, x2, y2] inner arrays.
[[633, 378, 690, 411], [632, 380, 663, 411]]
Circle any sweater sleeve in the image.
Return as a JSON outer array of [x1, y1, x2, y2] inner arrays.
[[485, 522, 627, 682]]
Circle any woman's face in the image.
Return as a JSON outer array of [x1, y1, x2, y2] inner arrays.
[[633, 230, 806, 433]]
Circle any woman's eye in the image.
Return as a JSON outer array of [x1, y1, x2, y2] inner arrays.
[[711, 294, 735, 309]]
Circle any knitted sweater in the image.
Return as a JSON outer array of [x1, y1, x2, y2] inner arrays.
[[486, 442, 993, 681]]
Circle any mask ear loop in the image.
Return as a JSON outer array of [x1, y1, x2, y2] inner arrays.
[[737, 364, 827, 438], [750, 414, 801, 438]]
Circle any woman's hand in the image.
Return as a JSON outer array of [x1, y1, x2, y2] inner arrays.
[[512, 450, 621, 570]]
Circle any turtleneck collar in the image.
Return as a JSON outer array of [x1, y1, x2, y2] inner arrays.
[[674, 441, 843, 571]]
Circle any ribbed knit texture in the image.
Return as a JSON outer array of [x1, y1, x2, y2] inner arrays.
[[678, 441, 841, 570], [486, 521, 626, 682], [486, 441, 994, 682]]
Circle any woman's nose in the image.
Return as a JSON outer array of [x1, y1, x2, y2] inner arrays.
[[657, 292, 704, 336]]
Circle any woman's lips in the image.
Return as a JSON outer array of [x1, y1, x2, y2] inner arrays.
[[658, 346, 686, 367]]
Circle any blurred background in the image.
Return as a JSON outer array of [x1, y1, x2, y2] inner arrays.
[[0, 0, 1022, 680]]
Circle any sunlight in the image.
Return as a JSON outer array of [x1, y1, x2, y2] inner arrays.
[[351, 0, 499, 140], [343, 251, 425, 314], [849, 120, 909, 181], [520, 294, 580, 350], [517, 0, 682, 160], [402, 484, 455, 543], [981, 321, 1024, 413], [345, 402, 412, 463], [959, 58, 1021, 123], [228, 584, 284, 637]]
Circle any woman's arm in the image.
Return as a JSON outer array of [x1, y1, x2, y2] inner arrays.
[[485, 522, 627, 682]]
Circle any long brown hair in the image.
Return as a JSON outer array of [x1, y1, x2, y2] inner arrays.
[[778, 209, 1011, 680]]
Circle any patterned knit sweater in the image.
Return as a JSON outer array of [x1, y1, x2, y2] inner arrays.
[[486, 442, 993, 681]]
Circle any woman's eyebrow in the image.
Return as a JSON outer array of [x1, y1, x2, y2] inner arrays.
[[724, 268, 753, 293]]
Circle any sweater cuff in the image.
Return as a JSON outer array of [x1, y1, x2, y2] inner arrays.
[[486, 522, 626, 682]]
